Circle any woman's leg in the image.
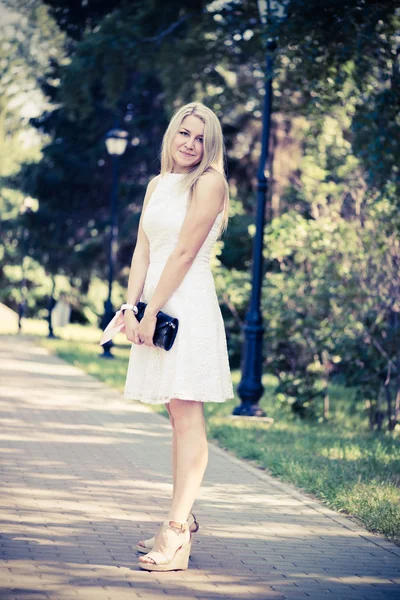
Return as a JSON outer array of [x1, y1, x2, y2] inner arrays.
[[165, 402, 177, 500], [136, 404, 177, 552], [166, 402, 199, 517], [167, 398, 208, 522], [139, 398, 207, 564]]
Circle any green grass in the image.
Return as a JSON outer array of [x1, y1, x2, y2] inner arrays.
[[6, 319, 400, 545]]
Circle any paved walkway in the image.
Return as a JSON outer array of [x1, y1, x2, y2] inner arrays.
[[0, 336, 399, 600]]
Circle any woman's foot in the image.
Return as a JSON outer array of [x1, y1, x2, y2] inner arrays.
[[138, 520, 191, 571], [136, 513, 199, 554]]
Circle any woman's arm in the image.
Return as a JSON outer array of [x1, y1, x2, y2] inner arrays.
[[144, 171, 225, 318], [125, 175, 160, 305]]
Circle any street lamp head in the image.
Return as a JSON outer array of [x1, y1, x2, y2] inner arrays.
[[105, 128, 129, 156]]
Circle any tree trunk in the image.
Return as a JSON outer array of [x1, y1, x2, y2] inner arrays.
[[366, 399, 374, 430], [384, 384, 393, 431], [395, 379, 400, 428], [392, 311, 400, 430], [321, 350, 330, 420]]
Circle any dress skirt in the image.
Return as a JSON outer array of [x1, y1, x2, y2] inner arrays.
[[123, 261, 234, 404]]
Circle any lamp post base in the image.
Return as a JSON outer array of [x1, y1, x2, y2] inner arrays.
[[101, 340, 114, 358], [100, 299, 116, 358], [47, 294, 56, 339], [230, 414, 274, 424], [232, 402, 266, 417], [18, 300, 26, 333]]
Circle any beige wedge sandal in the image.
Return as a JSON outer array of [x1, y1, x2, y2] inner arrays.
[[136, 512, 199, 554], [138, 520, 192, 572]]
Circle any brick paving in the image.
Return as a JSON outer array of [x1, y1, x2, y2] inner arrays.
[[0, 335, 399, 600]]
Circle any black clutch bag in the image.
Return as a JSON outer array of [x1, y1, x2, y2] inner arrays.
[[135, 301, 179, 351]]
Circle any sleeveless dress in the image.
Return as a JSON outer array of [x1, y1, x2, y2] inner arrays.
[[123, 172, 234, 405]]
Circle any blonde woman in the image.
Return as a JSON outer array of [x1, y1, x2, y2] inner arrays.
[[122, 102, 234, 571]]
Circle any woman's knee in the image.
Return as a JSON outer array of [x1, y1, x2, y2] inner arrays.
[[165, 402, 175, 426], [169, 398, 205, 433]]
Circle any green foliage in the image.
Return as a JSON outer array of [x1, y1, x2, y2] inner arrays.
[[41, 0, 125, 40], [0, 0, 66, 307], [276, 0, 400, 196], [262, 211, 352, 416], [262, 198, 400, 426]]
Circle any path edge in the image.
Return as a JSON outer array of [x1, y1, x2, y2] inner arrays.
[[32, 335, 400, 558]]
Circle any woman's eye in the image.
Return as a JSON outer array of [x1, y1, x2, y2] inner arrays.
[[179, 131, 203, 143]]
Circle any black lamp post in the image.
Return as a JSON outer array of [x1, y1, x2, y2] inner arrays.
[[47, 277, 57, 338], [100, 127, 129, 358], [18, 197, 34, 333], [233, 0, 276, 417]]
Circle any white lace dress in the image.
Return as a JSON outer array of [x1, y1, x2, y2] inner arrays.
[[123, 172, 234, 404]]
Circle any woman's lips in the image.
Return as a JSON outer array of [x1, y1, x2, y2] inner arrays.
[[180, 150, 195, 157]]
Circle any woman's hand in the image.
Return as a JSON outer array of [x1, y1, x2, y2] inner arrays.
[[123, 310, 143, 345], [138, 310, 157, 348]]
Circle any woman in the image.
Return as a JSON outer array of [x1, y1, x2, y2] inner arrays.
[[122, 101, 234, 571]]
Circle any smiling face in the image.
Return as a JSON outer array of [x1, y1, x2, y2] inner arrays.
[[170, 114, 205, 173]]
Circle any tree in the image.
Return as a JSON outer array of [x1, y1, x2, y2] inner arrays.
[[275, 0, 400, 199], [16, 0, 258, 307], [0, 0, 66, 310]]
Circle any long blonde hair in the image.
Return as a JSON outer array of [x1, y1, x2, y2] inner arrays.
[[160, 102, 230, 238]]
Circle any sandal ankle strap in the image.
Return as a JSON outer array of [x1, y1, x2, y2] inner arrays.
[[167, 520, 188, 532]]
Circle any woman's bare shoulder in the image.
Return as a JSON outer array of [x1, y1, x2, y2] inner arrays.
[[194, 170, 226, 212], [198, 169, 226, 194], [147, 174, 161, 192], [142, 175, 161, 211], [199, 169, 225, 185], [196, 169, 226, 195]]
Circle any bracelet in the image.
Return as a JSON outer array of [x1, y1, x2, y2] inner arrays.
[[121, 303, 138, 315]]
